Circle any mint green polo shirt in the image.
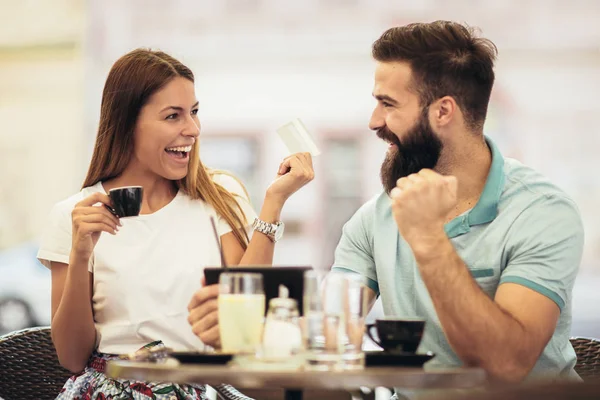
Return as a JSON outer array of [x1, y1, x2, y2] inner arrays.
[[332, 137, 584, 379]]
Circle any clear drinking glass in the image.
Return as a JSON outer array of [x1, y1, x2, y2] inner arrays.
[[303, 270, 334, 370], [340, 273, 370, 369], [218, 272, 265, 354], [303, 270, 369, 370], [303, 270, 324, 350]]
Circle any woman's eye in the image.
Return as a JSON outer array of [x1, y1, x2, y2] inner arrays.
[[166, 113, 178, 120], [191, 109, 199, 116]]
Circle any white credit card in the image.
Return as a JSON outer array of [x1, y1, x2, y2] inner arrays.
[[276, 118, 321, 157]]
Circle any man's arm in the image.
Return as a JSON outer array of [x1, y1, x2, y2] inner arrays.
[[414, 235, 559, 382], [390, 169, 583, 383], [364, 286, 378, 315]]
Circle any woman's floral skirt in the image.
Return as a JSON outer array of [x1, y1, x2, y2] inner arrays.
[[56, 341, 208, 400]]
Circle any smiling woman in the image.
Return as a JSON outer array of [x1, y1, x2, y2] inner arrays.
[[36, 48, 315, 399]]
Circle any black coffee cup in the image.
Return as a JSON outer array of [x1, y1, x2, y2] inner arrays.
[[108, 186, 143, 218], [366, 318, 425, 353]]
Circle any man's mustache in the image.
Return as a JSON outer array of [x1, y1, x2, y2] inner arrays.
[[376, 127, 401, 147]]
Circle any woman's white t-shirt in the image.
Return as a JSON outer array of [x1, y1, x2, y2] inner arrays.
[[37, 174, 257, 355]]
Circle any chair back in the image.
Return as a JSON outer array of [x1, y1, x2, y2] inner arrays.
[[570, 337, 600, 380], [0, 326, 71, 400]]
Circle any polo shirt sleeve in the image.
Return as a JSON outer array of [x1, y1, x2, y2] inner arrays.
[[499, 195, 584, 311], [331, 201, 379, 295]]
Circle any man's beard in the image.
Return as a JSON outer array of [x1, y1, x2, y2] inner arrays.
[[378, 108, 443, 194]]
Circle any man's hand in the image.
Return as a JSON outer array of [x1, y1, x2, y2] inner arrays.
[[187, 280, 221, 349], [390, 169, 458, 251]]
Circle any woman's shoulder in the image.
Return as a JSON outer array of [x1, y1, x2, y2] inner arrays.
[[50, 182, 105, 215], [210, 170, 249, 198]]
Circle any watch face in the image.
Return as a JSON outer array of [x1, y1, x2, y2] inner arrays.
[[274, 222, 285, 241]]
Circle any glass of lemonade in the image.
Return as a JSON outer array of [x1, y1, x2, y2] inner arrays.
[[218, 272, 265, 354]]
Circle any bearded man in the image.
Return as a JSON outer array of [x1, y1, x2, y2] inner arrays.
[[332, 21, 584, 389]]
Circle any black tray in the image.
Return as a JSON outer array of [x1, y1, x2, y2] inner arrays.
[[365, 351, 435, 367], [169, 351, 233, 365]]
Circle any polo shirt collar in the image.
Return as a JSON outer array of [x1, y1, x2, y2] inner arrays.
[[444, 136, 505, 238]]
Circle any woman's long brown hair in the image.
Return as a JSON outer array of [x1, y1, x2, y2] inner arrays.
[[82, 49, 249, 249]]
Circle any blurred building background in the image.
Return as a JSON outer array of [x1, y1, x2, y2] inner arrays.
[[0, 0, 599, 338]]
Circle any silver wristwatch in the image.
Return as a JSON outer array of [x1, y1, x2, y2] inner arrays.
[[252, 217, 285, 242]]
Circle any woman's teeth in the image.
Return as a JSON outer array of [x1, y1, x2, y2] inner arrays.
[[165, 145, 192, 153], [165, 145, 192, 159]]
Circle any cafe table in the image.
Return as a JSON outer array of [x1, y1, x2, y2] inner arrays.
[[106, 358, 486, 400]]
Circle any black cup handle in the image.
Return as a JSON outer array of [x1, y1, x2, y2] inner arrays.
[[366, 324, 383, 348], [104, 204, 120, 218]]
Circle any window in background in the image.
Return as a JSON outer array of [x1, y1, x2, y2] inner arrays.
[[320, 136, 363, 270], [200, 135, 262, 208]]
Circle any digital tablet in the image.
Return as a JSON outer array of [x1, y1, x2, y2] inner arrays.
[[203, 266, 312, 315]]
